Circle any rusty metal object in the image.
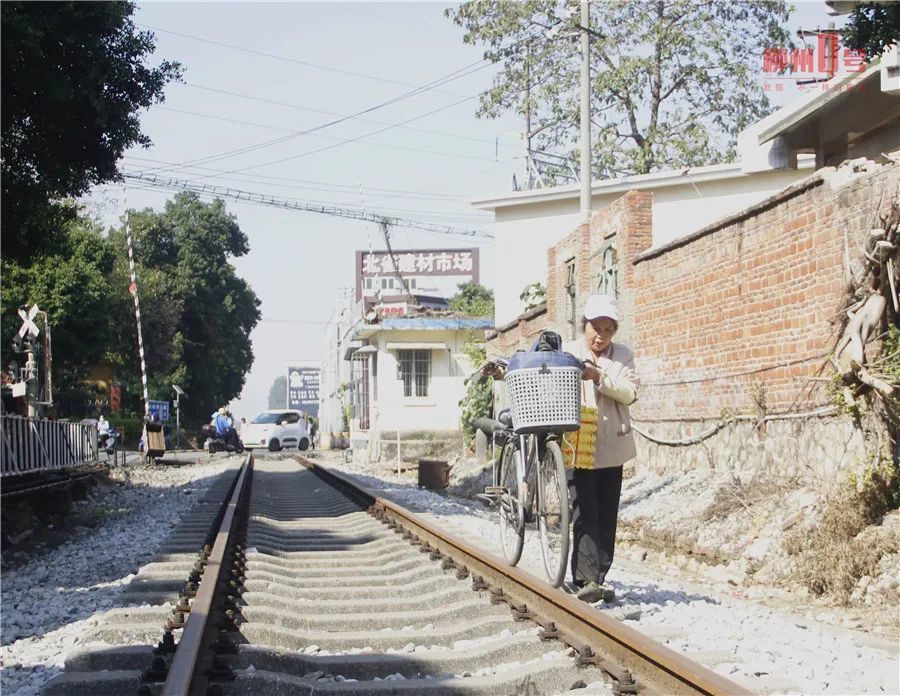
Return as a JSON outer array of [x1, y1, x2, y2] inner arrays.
[[417, 458, 450, 489], [161, 453, 252, 696], [298, 455, 752, 696]]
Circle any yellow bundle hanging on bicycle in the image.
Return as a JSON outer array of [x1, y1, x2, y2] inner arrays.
[[562, 405, 597, 469]]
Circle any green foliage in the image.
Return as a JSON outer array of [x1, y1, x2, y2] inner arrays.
[[1, 1, 181, 262], [855, 449, 900, 517], [447, 0, 790, 178], [460, 334, 488, 367], [448, 282, 495, 317], [458, 332, 491, 443], [337, 383, 351, 431], [109, 193, 261, 425], [520, 281, 546, 312], [876, 324, 900, 384], [459, 375, 494, 443], [0, 215, 117, 395], [268, 375, 287, 410], [842, 2, 900, 61]]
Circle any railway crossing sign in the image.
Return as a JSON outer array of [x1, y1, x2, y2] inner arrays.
[[17, 304, 40, 339]]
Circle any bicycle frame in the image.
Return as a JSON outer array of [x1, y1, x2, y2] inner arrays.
[[494, 430, 557, 512]]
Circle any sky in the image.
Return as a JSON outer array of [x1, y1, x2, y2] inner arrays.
[[84, 1, 847, 421]]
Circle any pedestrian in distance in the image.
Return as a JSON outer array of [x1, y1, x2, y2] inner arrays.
[[563, 294, 638, 604]]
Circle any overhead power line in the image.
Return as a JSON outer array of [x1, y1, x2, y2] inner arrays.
[[140, 23, 472, 98], [141, 60, 489, 176], [178, 82, 521, 150], [155, 106, 503, 165], [177, 92, 482, 183], [125, 156, 472, 202], [123, 172, 494, 239]]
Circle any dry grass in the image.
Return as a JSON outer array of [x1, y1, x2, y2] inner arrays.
[[784, 465, 899, 603], [702, 477, 799, 522]]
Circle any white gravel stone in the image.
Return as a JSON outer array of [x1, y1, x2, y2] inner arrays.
[[318, 453, 900, 696], [0, 457, 243, 696]]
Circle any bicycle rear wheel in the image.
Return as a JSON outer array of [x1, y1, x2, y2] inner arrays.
[[536, 440, 570, 587], [497, 440, 525, 566]]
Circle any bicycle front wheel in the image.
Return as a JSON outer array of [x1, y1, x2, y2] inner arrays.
[[497, 440, 525, 566], [536, 440, 570, 587]]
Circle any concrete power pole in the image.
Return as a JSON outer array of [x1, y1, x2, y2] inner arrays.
[[580, 0, 592, 223]]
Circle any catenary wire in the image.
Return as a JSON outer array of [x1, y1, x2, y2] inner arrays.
[[122, 172, 494, 238]]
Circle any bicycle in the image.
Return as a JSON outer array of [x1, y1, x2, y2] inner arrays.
[[477, 408, 571, 587], [475, 347, 583, 588]]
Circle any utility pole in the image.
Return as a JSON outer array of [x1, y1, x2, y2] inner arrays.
[[580, 0, 592, 223], [524, 40, 532, 189]]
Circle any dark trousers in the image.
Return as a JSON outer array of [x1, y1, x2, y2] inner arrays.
[[570, 466, 623, 586]]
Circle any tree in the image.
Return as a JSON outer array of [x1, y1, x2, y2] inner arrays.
[[0, 216, 117, 400], [268, 376, 288, 410], [447, 1, 790, 179], [111, 193, 261, 425], [842, 2, 900, 61], [449, 282, 495, 317], [1, 1, 181, 261]]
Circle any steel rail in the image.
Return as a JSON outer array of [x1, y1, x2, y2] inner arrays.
[[299, 456, 753, 696], [162, 453, 253, 696]]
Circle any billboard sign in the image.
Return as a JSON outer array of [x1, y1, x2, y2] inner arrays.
[[355, 248, 479, 304], [148, 399, 170, 422], [287, 367, 319, 417]]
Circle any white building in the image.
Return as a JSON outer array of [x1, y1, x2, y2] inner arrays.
[[319, 248, 493, 463], [345, 316, 493, 462]]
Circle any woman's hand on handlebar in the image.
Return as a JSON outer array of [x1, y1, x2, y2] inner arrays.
[[480, 361, 505, 380], [581, 360, 602, 383]]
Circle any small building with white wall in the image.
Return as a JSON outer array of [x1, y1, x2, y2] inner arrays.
[[345, 316, 492, 463]]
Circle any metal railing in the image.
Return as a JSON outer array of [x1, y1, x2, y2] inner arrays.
[[1, 415, 100, 477]]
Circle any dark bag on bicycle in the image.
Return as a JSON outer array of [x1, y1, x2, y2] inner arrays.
[[505, 331, 583, 434]]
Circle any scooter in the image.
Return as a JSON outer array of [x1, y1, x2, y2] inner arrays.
[[98, 426, 119, 456], [201, 424, 245, 454]]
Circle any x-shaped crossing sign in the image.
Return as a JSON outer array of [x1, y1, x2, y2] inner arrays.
[[17, 304, 40, 339]]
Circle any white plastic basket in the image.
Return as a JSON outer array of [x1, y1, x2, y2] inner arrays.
[[505, 366, 582, 434]]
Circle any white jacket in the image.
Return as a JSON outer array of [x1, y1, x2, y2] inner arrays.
[[565, 340, 639, 469]]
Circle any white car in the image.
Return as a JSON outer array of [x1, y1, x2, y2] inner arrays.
[[243, 409, 310, 452]]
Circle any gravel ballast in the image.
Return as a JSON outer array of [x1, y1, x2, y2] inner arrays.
[[0, 455, 243, 696]]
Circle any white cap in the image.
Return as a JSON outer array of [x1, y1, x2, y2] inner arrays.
[[583, 294, 619, 322]]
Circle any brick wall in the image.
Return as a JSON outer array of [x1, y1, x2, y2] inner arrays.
[[631, 160, 899, 421], [488, 191, 652, 354], [487, 158, 896, 430]]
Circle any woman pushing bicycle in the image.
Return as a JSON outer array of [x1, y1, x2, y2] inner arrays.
[[480, 293, 638, 604], [563, 294, 638, 604]]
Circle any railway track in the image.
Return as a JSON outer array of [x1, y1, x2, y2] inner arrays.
[[44, 453, 751, 696]]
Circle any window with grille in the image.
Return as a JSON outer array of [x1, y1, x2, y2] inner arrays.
[[565, 258, 577, 340], [598, 244, 618, 297], [398, 349, 430, 397]]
